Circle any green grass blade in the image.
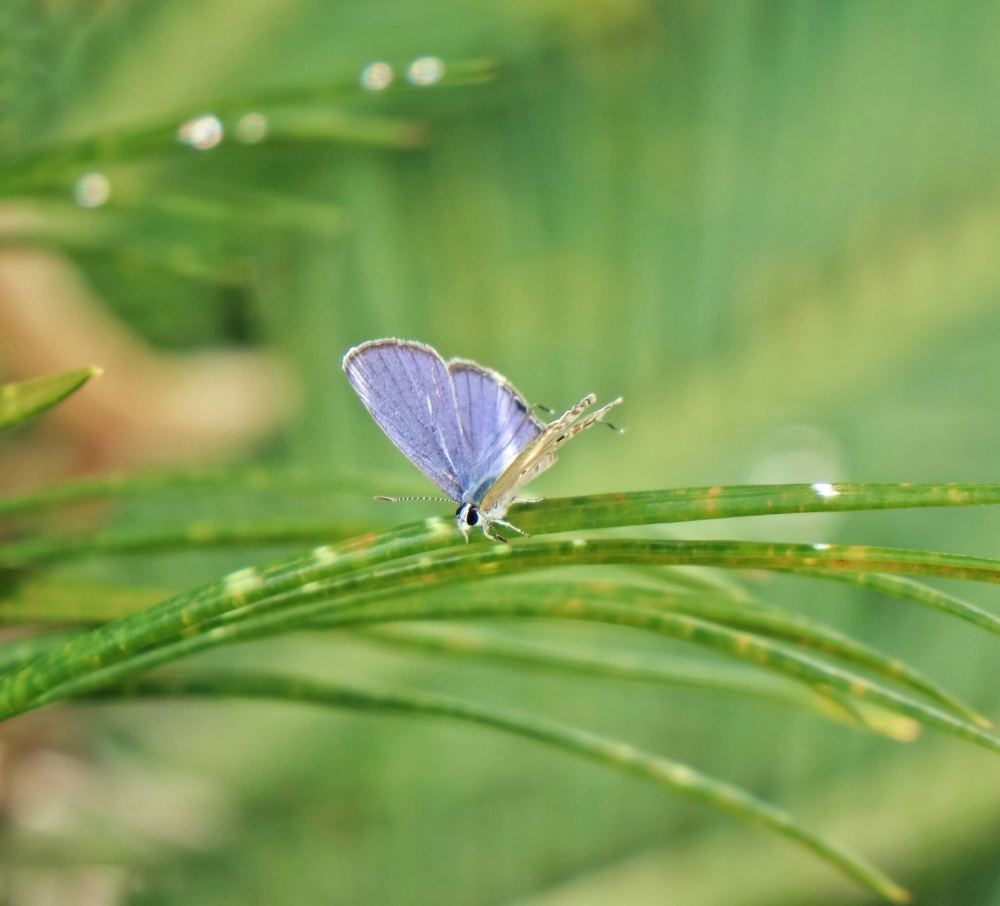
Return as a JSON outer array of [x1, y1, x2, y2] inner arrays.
[[797, 570, 1000, 637], [357, 624, 920, 739], [0, 58, 497, 192], [8, 480, 998, 530], [3, 535, 1000, 726], [18, 579, 997, 754], [0, 575, 918, 738], [439, 581, 987, 728], [511, 483, 1000, 533], [7, 482, 1000, 567], [0, 630, 79, 673], [0, 366, 101, 431], [314, 599, 1000, 754], [81, 670, 910, 904]]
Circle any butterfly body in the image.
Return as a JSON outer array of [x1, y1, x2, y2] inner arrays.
[[343, 339, 622, 541]]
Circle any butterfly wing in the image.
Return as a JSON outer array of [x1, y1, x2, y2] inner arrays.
[[448, 359, 545, 498], [480, 394, 623, 518], [343, 340, 470, 501]]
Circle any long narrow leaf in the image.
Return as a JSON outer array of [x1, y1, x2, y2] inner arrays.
[[3, 536, 1000, 725], [17, 584, 998, 754], [357, 625, 920, 739], [81, 670, 910, 904], [0, 366, 101, 431], [7, 484, 1000, 566], [797, 570, 1000, 637], [420, 581, 986, 727]]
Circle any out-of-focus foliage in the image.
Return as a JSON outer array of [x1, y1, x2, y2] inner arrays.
[[2, 1, 1000, 905]]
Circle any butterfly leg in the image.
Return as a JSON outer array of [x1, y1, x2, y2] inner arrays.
[[483, 519, 508, 543], [493, 518, 530, 538], [513, 496, 544, 503]]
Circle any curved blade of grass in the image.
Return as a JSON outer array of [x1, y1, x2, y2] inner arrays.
[[651, 566, 757, 601], [357, 624, 920, 740], [258, 108, 426, 148], [0, 58, 497, 192], [313, 599, 1000, 754], [511, 483, 1000, 533], [0, 630, 80, 673], [0, 575, 918, 739], [80, 670, 910, 904], [432, 581, 987, 728], [796, 570, 1000, 637], [7, 481, 996, 532], [18, 574, 998, 755], [2, 534, 1000, 725], [0, 366, 101, 431], [7, 482, 1000, 569]]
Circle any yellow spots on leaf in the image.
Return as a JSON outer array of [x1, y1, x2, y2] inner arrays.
[[736, 634, 752, 655], [665, 764, 696, 787], [224, 567, 262, 606], [850, 680, 869, 698], [312, 544, 338, 566], [605, 742, 637, 763]]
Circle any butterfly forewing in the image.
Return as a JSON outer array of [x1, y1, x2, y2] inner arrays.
[[449, 360, 544, 494], [343, 340, 470, 500]]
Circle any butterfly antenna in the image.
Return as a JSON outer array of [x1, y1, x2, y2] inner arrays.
[[374, 495, 453, 503], [530, 402, 555, 415]]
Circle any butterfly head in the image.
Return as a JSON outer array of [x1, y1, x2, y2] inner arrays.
[[455, 502, 481, 543]]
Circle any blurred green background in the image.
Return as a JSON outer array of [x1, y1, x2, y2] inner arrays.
[[2, 0, 1000, 904]]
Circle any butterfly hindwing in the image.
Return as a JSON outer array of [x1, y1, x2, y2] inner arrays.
[[343, 340, 470, 501], [448, 359, 544, 496]]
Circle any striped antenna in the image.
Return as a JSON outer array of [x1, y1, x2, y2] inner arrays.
[[375, 495, 454, 503]]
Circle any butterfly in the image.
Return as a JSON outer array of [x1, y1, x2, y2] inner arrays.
[[342, 339, 623, 542]]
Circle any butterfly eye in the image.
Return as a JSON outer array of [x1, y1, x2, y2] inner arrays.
[[465, 507, 480, 526]]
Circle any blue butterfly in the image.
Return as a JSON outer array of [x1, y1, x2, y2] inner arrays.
[[343, 339, 622, 542]]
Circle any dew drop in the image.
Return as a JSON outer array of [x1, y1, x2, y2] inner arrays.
[[406, 56, 444, 86], [178, 114, 224, 150], [811, 482, 839, 499], [73, 172, 110, 209], [360, 61, 393, 91]]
